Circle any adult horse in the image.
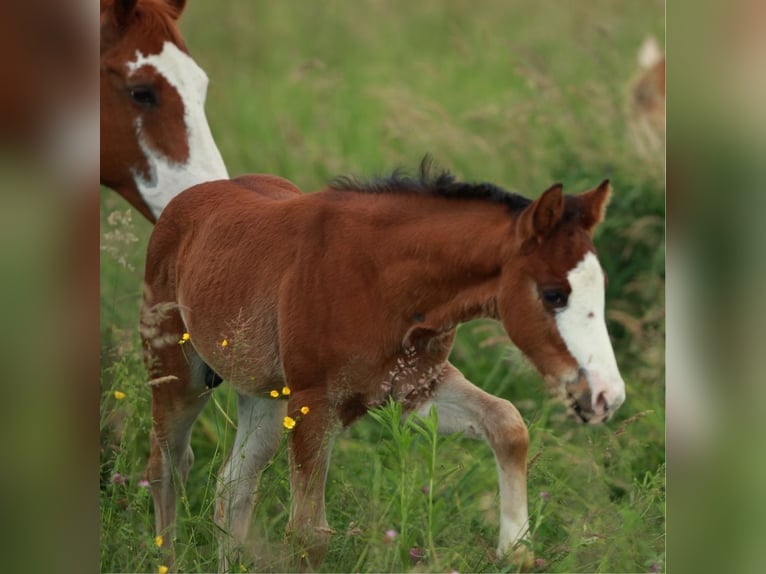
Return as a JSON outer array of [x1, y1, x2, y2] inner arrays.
[[100, 0, 228, 222], [142, 159, 626, 570]]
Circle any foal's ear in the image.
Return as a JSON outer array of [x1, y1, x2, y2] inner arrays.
[[518, 183, 565, 243], [577, 179, 612, 235]]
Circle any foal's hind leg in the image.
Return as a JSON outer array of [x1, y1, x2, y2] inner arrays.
[[415, 364, 534, 569], [142, 311, 212, 554], [215, 394, 286, 572]]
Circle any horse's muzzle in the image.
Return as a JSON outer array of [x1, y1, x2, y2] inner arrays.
[[564, 368, 621, 424]]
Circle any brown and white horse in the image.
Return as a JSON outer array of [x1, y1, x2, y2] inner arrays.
[[142, 160, 626, 569], [100, 0, 228, 222]]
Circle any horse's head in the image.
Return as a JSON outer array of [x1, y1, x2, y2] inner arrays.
[[100, 0, 227, 222], [498, 180, 625, 423]]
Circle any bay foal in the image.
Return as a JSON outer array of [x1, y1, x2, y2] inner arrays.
[[100, 0, 228, 222], [142, 161, 625, 570]]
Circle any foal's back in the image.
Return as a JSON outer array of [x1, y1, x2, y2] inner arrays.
[[147, 175, 302, 285]]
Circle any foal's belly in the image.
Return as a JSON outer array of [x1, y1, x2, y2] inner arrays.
[[178, 290, 284, 395]]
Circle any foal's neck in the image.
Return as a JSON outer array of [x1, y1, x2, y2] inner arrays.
[[371, 196, 513, 333]]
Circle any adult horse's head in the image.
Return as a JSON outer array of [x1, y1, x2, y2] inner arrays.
[[499, 180, 625, 423], [100, 0, 227, 222]]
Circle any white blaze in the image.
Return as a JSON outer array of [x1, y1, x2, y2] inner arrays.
[[555, 251, 626, 416], [127, 41, 228, 218]]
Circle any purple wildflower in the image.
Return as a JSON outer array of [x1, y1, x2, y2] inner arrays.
[[111, 472, 126, 486], [408, 547, 425, 565]]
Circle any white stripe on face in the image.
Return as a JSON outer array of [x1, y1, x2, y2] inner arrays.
[[127, 41, 229, 218], [555, 251, 626, 417]]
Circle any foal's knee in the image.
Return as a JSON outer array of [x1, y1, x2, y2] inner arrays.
[[486, 399, 529, 459]]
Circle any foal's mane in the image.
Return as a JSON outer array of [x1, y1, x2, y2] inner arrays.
[[330, 156, 532, 213]]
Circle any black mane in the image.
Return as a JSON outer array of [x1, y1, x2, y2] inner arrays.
[[329, 156, 532, 213]]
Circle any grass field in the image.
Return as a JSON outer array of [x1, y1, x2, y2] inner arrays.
[[100, 1, 665, 572]]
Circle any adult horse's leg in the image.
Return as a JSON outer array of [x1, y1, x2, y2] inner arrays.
[[415, 364, 534, 568], [142, 305, 212, 558], [215, 394, 286, 571], [285, 392, 338, 570]]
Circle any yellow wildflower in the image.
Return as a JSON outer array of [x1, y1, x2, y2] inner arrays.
[[269, 390, 279, 399], [154, 535, 163, 548], [179, 332, 190, 345], [221, 339, 228, 348], [300, 406, 310, 415], [114, 391, 126, 401], [281, 386, 291, 396], [158, 566, 169, 574], [283, 416, 296, 430]]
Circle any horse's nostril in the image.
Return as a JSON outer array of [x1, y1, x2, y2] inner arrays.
[[596, 391, 609, 413]]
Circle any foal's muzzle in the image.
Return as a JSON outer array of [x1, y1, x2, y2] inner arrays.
[[564, 368, 621, 424]]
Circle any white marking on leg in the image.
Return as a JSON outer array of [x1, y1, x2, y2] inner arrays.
[[415, 365, 531, 560], [496, 461, 529, 555], [127, 41, 228, 218], [555, 251, 626, 416]]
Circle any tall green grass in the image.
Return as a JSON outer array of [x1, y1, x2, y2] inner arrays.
[[101, 1, 664, 572]]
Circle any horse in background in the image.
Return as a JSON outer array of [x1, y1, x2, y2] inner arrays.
[[142, 159, 626, 570], [629, 35, 666, 157], [100, 0, 228, 222]]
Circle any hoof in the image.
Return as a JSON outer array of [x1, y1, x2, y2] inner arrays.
[[499, 543, 535, 572], [287, 523, 333, 571]]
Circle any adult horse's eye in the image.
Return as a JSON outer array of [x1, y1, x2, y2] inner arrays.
[[542, 289, 568, 308], [129, 85, 158, 107]]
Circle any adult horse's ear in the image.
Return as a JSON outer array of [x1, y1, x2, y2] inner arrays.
[[115, 0, 139, 26], [106, 0, 138, 29], [101, 0, 137, 49], [166, 0, 187, 18], [577, 179, 611, 235], [518, 183, 565, 244]]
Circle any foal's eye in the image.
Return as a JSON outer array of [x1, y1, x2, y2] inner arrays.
[[542, 289, 568, 308], [128, 85, 158, 107]]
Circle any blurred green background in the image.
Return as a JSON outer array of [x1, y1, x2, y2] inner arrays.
[[100, 1, 664, 572]]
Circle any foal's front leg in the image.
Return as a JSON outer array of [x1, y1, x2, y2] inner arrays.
[[286, 392, 338, 569], [415, 364, 534, 568]]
